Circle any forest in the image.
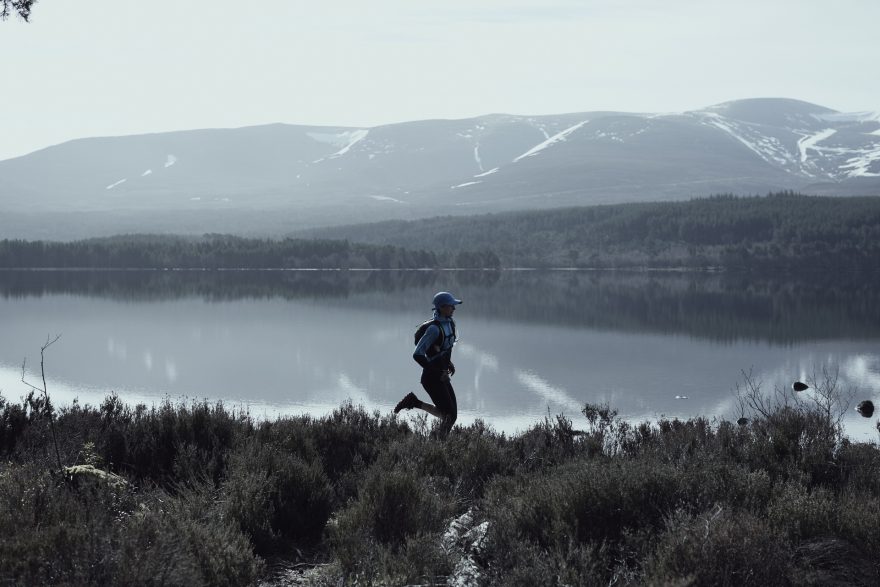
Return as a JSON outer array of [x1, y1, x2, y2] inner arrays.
[[304, 192, 880, 270], [0, 234, 495, 269], [1, 193, 879, 270]]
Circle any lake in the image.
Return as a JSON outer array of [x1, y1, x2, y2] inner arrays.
[[1, 269, 879, 438]]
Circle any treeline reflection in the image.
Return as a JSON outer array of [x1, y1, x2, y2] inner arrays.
[[1, 269, 878, 344]]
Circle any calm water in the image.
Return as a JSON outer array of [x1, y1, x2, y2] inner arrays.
[[1, 269, 879, 438]]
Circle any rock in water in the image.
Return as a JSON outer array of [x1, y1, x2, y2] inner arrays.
[[856, 400, 874, 418], [792, 381, 809, 392]]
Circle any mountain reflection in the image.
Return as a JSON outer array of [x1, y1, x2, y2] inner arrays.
[[1, 269, 877, 344]]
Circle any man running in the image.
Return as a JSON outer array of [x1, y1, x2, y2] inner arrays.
[[394, 291, 461, 435]]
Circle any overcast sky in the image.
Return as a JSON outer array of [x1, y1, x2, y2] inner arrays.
[[1, 0, 878, 161]]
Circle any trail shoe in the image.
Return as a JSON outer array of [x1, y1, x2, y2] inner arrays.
[[394, 392, 419, 413]]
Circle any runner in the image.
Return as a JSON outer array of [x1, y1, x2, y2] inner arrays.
[[394, 291, 461, 436]]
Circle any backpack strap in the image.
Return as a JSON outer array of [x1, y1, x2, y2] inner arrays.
[[430, 319, 445, 353]]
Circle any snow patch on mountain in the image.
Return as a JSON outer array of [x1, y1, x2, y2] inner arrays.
[[527, 119, 552, 139], [141, 169, 152, 177], [452, 181, 482, 189], [164, 155, 177, 168], [814, 111, 880, 123], [307, 130, 356, 146], [513, 120, 590, 162], [841, 145, 880, 177], [797, 129, 837, 163], [591, 130, 625, 143], [106, 179, 127, 190], [474, 167, 499, 178], [697, 112, 795, 168], [647, 111, 684, 118], [474, 145, 484, 172], [328, 130, 369, 159], [307, 130, 369, 161], [368, 195, 405, 203], [699, 113, 770, 159]]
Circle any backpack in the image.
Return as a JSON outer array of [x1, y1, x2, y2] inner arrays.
[[414, 319, 456, 355]]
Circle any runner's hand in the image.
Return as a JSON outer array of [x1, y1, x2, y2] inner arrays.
[[448, 362, 455, 376]]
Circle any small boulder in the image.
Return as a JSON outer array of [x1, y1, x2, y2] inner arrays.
[[63, 464, 128, 489], [856, 400, 874, 418]]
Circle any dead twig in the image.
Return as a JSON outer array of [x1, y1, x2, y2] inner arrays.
[[21, 334, 63, 470]]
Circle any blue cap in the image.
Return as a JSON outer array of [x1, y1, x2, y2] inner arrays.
[[432, 291, 462, 308]]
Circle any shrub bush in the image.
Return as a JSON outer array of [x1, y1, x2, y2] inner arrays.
[[329, 459, 456, 580], [0, 462, 263, 586], [222, 439, 333, 550], [645, 508, 792, 586], [5, 390, 880, 585]]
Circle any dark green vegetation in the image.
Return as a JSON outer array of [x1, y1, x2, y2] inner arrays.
[[3, 193, 879, 271], [3, 388, 880, 586], [0, 234, 495, 269], [304, 192, 880, 269]]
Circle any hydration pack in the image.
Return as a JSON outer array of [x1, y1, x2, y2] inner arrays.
[[414, 319, 455, 355]]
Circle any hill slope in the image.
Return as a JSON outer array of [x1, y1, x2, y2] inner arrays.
[[300, 193, 880, 269], [1, 98, 879, 238]]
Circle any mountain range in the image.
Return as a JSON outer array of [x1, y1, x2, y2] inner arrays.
[[1, 97, 878, 239]]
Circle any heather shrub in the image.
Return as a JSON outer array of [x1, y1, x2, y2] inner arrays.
[[828, 492, 880, 577], [97, 397, 248, 485], [676, 461, 773, 513], [5, 384, 880, 585], [329, 460, 456, 578], [768, 482, 839, 540], [0, 462, 262, 586], [222, 439, 333, 549], [834, 441, 880, 495], [304, 403, 412, 500], [481, 457, 681, 585], [747, 406, 841, 483], [645, 508, 792, 586], [382, 420, 511, 501], [510, 413, 587, 471]]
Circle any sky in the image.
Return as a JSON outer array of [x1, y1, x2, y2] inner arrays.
[[1, 0, 878, 161]]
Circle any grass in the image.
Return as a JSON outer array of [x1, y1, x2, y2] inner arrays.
[[2, 390, 880, 586]]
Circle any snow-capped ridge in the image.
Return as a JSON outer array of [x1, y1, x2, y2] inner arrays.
[[813, 111, 880, 123]]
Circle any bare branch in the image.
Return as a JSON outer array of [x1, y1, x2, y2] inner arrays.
[[0, 0, 36, 22], [20, 334, 64, 470], [734, 367, 773, 419], [735, 362, 856, 438]]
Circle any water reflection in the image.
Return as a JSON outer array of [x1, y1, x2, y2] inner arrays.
[[0, 269, 878, 436], [2, 269, 879, 343]]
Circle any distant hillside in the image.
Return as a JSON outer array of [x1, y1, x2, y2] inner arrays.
[[0, 234, 453, 269], [1, 98, 879, 239], [300, 193, 880, 270]]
